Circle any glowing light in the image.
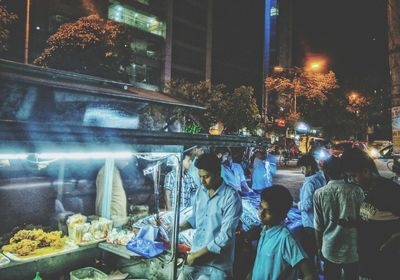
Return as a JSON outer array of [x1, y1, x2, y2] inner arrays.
[[37, 152, 133, 159], [369, 148, 379, 158], [304, 56, 328, 73], [295, 122, 309, 133], [316, 149, 330, 160], [0, 154, 29, 160]]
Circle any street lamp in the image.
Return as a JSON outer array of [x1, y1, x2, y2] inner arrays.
[[305, 57, 327, 73]]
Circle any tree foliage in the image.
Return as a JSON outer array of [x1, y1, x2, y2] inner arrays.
[[0, 4, 18, 53], [266, 67, 338, 125], [34, 15, 131, 81], [165, 80, 261, 133]]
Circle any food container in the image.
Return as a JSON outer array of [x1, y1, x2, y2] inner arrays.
[[70, 267, 107, 280]]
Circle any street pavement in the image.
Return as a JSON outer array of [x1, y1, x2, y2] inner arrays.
[[273, 160, 303, 202]]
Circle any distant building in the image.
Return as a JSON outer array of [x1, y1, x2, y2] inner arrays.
[[211, 0, 293, 116], [1, 0, 212, 91], [264, 0, 293, 117]]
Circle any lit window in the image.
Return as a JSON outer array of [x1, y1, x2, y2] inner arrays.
[[270, 7, 279, 16], [108, 2, 166, 38]]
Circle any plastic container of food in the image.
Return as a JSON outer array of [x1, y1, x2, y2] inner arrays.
[[70, 267, 107, 280]]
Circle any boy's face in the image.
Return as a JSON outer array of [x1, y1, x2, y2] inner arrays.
[[259, 200, 274, 225]]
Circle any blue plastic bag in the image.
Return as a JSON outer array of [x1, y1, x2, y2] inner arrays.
[[126, 226, 164, 258]]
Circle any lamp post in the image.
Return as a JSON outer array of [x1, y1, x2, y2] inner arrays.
[[273, 59, 325, 114], [24, 0, 31, 64]]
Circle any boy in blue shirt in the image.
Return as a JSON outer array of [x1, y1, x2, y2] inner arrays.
[[250, 185, 317, 280]]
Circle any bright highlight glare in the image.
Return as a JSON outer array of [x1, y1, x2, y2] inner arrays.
[[37, 152, 133, 159], [0, 154, 29, 160], [369, 148, 379, 158]]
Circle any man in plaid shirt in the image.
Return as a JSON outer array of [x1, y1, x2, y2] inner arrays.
[[164, 152, 197, 210]]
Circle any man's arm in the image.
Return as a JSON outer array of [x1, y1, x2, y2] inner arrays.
[[313, 193, 324, 256], [298, 181, 314, 212], [186, 246, 210, 266], [315, 229, 323, 258], [238, 165, 252, 192], [189, 192, 242, 265]]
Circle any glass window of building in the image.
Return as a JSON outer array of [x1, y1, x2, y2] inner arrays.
[[108, 1, 166, 38], [130, 40, 162, 59]]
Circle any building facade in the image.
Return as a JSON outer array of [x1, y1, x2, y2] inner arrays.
[[1, 0, 212, 91]]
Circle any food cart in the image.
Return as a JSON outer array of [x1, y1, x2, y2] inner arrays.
[[0, 59, 263, 280]]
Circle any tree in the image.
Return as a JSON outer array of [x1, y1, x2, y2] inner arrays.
[[34, 15, 132, 81], [0, 4, 18, 53], [265, 67, 338, 126], [165, 80, 261, 134], [224, 86, 261, 133]]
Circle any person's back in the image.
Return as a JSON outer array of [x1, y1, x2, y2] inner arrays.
[[314, 180, 364, 263], [314, 156, 364, 280], [251, 151, 271, 192], [96, 165, 128, 227]]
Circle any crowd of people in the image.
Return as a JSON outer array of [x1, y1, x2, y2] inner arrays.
[[176, 146, 399, 280], [95, 144, 399, 280]]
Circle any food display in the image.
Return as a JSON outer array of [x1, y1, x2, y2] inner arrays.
[[1, 229, 66, 257], [67, 214, 112, 246], [106, 228, 136, 246]]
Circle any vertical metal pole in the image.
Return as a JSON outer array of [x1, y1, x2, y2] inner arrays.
[[170, 153, 182, 280], [205, 0, 213, 82], [153, 165, 160, 215], [163, 0, 173, 84], [57, 160, 65, 201], [24, 0, 31, 64]]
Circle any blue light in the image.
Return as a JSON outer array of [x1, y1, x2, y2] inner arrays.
[[315, 148, 330, 161], [295, 122, 309, 133]]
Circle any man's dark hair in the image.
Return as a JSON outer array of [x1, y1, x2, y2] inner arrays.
[[323, 156, 343, 180], [341, 147, 379, 174], [195, 152, 221, 175], [261, 185, 293, 221], [297, 153, 319, 173]]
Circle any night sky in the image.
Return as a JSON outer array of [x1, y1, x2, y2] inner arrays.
[[292, 0, 389, 87]]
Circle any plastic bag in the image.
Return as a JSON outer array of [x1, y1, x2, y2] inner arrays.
[[126, 226, 164, 258]]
